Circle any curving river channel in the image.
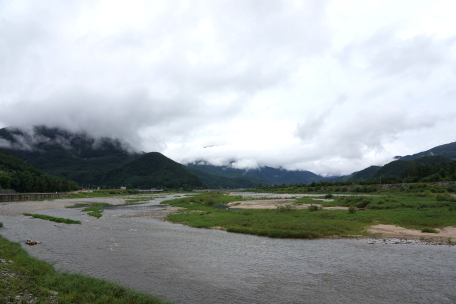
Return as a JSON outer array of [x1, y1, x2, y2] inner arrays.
[[1, 194, 456, 303]]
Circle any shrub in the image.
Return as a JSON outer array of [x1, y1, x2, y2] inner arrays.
[[348, 205, 356, 214], [356, 198, 372, 209], [0, 222, 3, 228], [308, 205, 319, 212], [421, 227, 438, 233], [277, 204, 297, 212], [436, 194, 455, 202], [341, 187, 348, 192], [325, 194, 334, 199]]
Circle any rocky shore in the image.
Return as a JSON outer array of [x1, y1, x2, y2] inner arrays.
[[364, 236, 455, 246]]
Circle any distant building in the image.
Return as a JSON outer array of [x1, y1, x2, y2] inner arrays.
[[120, 187, 126, 190]]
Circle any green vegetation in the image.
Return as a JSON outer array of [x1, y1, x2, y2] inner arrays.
[[81, 204, 109, 218], [99, 152, 206, 189], [23, 213, 81, 224], [0, 235, 171, 303], [161, 192, 456, 239], [253, 178, 456, 195], [0, 148, 79, 192], [0, 126, 138, 187], [0, 222, 3, 228], [124, 197, 155, 204], [421, 227, 438, 233]]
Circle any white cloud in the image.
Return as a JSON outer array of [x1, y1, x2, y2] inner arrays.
[[0, 0, 455, 175]]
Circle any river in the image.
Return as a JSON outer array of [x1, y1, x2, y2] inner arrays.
[[0, 194, 455, 303]]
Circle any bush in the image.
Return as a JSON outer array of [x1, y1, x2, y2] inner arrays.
[[436, 194, 455, 202], [421, 227, 438, 233], [325, 194, 334, 199], [348, 205, 357, 214], [308, 205, 319, 212], [356, 198, 372, 209], [277, 204, 297, 212], [0, 222, 3, 228]]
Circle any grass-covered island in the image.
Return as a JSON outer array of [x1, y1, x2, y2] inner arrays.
[[0, 233, 171, 303], [161, 184, 456, 239]]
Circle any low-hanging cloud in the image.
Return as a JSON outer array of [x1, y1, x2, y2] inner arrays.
[[0, 0, 455, 175]]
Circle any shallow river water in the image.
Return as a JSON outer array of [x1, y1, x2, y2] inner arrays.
[[1, 195, 456, 303]]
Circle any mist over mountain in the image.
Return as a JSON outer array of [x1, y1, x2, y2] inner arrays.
[[185, 162, 325, 185], [2, 125, 456, 188], [396, 142, 456, 161], [0, 126, 140, 186]]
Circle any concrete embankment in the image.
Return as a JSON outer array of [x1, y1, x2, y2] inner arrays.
[[0, 193, 69, 203]]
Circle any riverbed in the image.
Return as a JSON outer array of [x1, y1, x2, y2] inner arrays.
[[1, 195, 456, 303]]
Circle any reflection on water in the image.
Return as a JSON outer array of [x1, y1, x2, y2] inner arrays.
[[1, 195, 456, 303]]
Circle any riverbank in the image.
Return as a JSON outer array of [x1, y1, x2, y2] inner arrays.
[[0, 234, 171, 303]]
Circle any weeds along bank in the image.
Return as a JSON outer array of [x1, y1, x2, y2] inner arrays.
[[0, 231, 171, 304], [252, 181, 456, 195], [160, 191, 456, 239]]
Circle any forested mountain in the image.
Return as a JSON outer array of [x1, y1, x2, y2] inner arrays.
[[100, 152, 205, 189], [398, 141, 456, 161], [350, 166, 381, 181], [185, 162, 324, 185], [0, 148, 79, 192], [0, 126, 139, 185], [373, 155, 452, 179], [3, 125, 455, 189]]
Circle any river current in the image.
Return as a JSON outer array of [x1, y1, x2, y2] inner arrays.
[[1, 195, 455, 303]]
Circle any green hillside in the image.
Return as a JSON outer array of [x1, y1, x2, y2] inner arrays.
[[0, 148, 79, 192], [0, 126, 139, 185], [350, 166, 381, 181], [374, 155, 452, 179], [99, 152, 205, 189]]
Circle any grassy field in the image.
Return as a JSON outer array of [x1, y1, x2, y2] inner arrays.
[[0, 234, 171, 303], [161, 191, 456, 239]]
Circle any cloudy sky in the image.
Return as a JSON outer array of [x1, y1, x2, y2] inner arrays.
[[1, 0, 455, 175]]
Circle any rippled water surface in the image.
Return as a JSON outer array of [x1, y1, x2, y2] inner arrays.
[[1, 195, 456, 303]]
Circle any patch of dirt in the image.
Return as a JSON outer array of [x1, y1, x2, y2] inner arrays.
[[367, 224, 456, 238], [322, 206, 349, 210], [226, 199, 325, 210]]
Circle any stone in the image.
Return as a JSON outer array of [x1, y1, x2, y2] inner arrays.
[[25, 239, 41, 245]]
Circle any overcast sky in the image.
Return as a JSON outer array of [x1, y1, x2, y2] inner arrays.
[[1, 0, 455, 175]]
